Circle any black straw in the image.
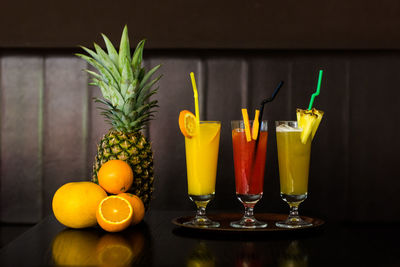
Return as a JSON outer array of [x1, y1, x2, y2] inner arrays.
[[250, 80, 284, 183], [254, 81, 284, 149], [258, 81, 284, 123]]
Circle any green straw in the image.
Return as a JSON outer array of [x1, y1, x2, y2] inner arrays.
[[308, 70, 323, 110]]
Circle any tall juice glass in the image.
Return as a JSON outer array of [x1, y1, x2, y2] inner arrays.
[[230, 120, 268, 228], [275, 121, 312, 228], [184, 121, 221, 227]]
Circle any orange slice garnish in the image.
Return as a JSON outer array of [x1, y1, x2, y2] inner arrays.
[[96, 196, 133, 232], [252, 109, 260, 140], [179, 110, 198, 138], [241, 108, 252, 142]]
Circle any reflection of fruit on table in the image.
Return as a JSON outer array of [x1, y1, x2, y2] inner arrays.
[[51, 224, 148, 266], [51, 229, 101, 266], [128, 227, 146, 263], [96, 234, 135, 266]]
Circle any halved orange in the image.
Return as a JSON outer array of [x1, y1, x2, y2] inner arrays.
[[96, 196, 133, 232], [179, 110, 198, 138]]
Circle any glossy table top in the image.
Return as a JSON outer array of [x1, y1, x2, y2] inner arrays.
[[1, 210, 399, 266]]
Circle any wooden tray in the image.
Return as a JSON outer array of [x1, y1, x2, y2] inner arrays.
[[172, 213, 324, 232]]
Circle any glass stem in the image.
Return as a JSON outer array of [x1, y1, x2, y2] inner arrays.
[[288, 202, 301, 221], [243, 203, 256, 219], [195, 200, 209, 218], [244, 206, 254, 218]]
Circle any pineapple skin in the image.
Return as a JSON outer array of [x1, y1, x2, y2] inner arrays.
[[92, 130, 154, 210]]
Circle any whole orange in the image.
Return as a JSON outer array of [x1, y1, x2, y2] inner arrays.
[[98, 160, 133, 194], [118, 193, 145, 225]]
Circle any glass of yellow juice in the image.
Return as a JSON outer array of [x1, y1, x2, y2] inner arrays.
[[184, 121, 221, 227], [275, 121, 313, 228]]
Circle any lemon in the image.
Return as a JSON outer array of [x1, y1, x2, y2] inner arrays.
[[52, 182, 107, 228]]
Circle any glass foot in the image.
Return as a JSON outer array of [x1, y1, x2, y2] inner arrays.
[[230, 217, 267, 229], [275, 217, 312, 229], [184, 216, 220, 228], [232, 194, 266, 228], [277, 193, 312, 229], [185, 194, 220, 228]]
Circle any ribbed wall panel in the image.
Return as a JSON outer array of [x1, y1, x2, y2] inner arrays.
[[148, 57, 200, 211], [205, 58, 246, 211], [42, 56, 89, 217], [348, 54, 400, 222], [0, 56, 44, 223], [0, 51, 399, 223], [87, 64, 110, 178], [247, 56, 292, 216]]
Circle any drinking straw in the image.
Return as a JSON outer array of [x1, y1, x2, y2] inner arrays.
[[190, 72, 200, 125], [241, 109, 252, 142], [258, 81, 284, 123], [254, 81, 284, 147], [308, 70, 323, 110], [249, 80, 284, 181]]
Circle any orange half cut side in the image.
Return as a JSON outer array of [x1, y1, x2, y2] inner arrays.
[[96, 196, 133, 232], [179, 110, 198, 138]]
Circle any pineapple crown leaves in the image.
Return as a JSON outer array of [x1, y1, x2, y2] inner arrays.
[[76, 25, 162, 132]]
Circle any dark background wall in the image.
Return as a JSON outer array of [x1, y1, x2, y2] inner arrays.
[[2, 0, 400, 49], [1, 0, 400, 224]]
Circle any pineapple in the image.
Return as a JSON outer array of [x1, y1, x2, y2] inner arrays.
[[296, 108, 324, 144], [76, 26, 162, 209]]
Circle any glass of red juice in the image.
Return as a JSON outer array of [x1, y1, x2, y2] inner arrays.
[[230, 120, 268, 228]]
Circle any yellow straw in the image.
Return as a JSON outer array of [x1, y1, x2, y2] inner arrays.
[[190, 72, 200, 125], [241, 109, 252, 142], [252, 109, 260, 140]]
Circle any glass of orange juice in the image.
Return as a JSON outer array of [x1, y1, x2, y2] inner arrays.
[[183, 120, 221, 228]]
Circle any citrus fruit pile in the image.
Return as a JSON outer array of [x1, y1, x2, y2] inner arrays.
[[52, 159, 145, 232]]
